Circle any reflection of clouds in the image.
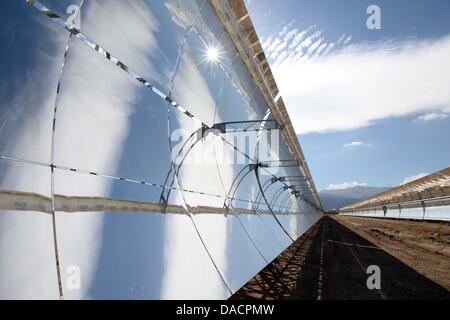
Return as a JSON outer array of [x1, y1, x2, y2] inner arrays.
[[2, 0, 161, 298], [164, 0, 195, 30], [172, 46, 218, 126], [161, 37, 233, 296], [1, 0, 325, 299], [83, 0, 158, 83], [52, 1, 159, 299], [56, 40, 141, 180], [0, 10, 68, 298], [1, 71, 54, 163], [0, 163, 59, 299], [0, 211, 59, 299], [161, 213, 229, 299], [163, 142, 231, 297], [0, 13, 67, 163], [287, 206, 299, 235]]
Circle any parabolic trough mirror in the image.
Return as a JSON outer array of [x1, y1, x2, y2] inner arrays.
[[0, 0, 323, 299]]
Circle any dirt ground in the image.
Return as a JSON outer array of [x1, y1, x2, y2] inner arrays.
[[334, 215, 450, 291], [232, 215, 450, 300]]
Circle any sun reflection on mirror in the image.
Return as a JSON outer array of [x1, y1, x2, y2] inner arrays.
[[200, 43, 223, 66], [206, 46, 220, 62]]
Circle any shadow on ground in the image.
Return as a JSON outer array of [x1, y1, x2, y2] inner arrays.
[[231, 216, 450, 300]]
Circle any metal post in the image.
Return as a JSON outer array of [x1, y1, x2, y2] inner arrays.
[[421, 200, 426, 220]]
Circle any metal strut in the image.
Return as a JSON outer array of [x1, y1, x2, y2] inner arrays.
[[160, 128, 205, 212], [254, 164, 295, 242], [270, 186, 293, 210], [205, 119, 279, 135]]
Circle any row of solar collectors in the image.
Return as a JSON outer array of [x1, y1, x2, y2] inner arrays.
[[342, 205, 450, 221], [0, 0, 322, 299]]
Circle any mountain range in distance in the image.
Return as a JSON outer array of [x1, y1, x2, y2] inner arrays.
[[319, 186, 390, 211]]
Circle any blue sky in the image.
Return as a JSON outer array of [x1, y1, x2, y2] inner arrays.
[[246, 0, 450, 190]]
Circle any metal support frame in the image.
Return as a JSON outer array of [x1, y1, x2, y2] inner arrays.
[[268, 185, 290, 209], [254, 177, 282, 210], [421, 200, 426, 220], [254, 164, 295, 242], [204, 119, 279, 136]]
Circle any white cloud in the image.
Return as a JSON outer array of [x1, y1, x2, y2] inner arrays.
[[416, 112, 449, 122], [322, 42, 335, 56], [343, 35, 352, 45], [344, 141, 371, 150], [266, 38, 282, 55], [344, 141, 362, 148], [278, 20, 295, 38], [266, 31, 450, 133], [326, 181, 367, 190], [284, 28, 299, 44], [337, 33, 347, 45], [288, 26, 314, 50], [299, 30, 322, 49], [315, 43, 328, 56], [401, 173, 429, 185], [307, 38, 325, 55]]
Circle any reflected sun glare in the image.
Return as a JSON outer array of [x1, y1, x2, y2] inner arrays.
[[206, 46, 220, 62]]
